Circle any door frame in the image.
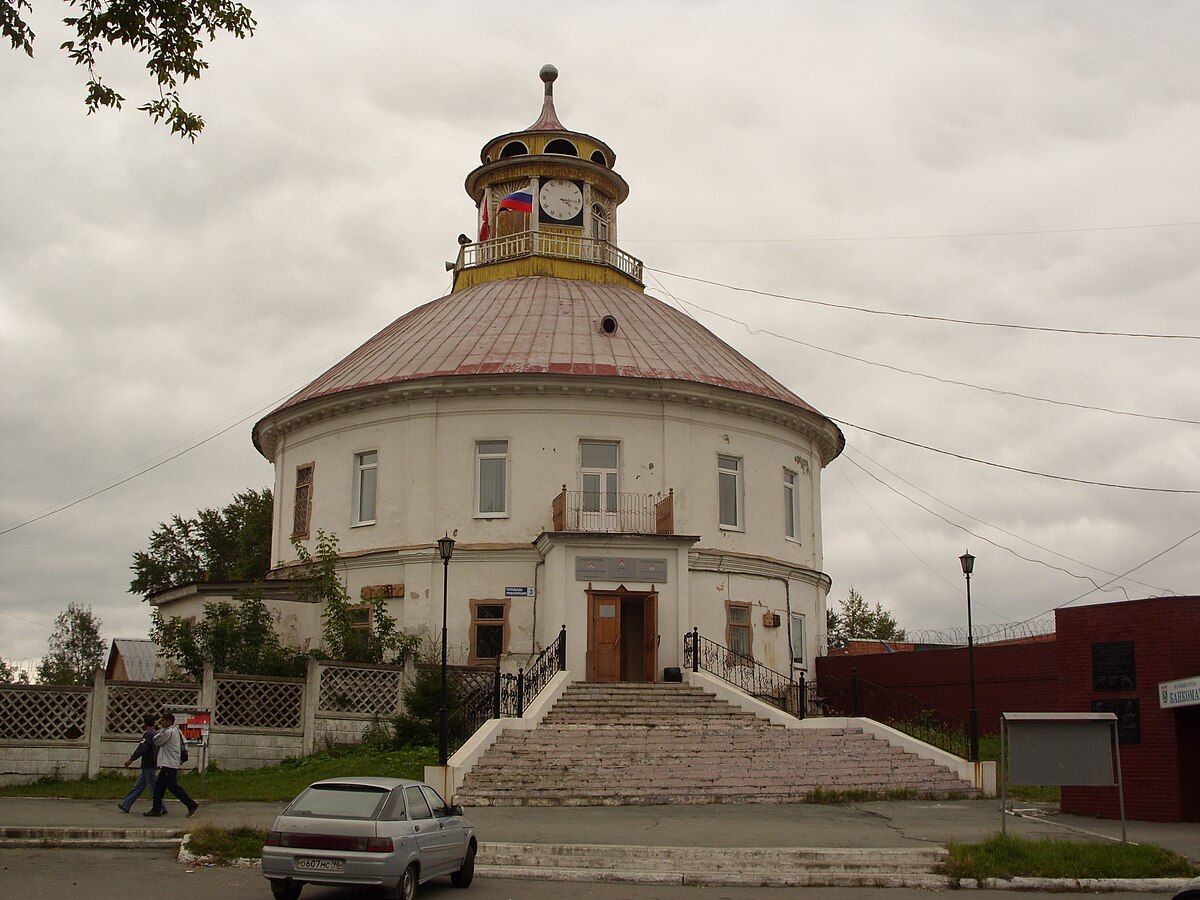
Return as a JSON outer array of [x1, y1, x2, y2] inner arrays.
[[585, 584, 658, 682]]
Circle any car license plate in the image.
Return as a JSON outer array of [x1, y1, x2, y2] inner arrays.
[[296, 857, 345, 873]]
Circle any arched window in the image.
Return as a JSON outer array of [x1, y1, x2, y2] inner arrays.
[[544, 138, 578, 156], [590, 149, 608, 166], [591, 204, 609, 243], [500, 141, 528, 159]]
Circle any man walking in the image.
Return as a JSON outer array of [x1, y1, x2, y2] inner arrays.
[[117, 713, 158, 813], [144, 711, 199, 818]]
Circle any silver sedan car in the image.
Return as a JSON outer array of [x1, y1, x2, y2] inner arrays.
[[261, 776, 476, 900]]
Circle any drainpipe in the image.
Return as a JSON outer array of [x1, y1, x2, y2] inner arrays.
[[531, 558, 544, 656]]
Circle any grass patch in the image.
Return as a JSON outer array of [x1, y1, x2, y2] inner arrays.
[[942, 833, 1199, 881], [803, 787, 924, 804], [0, 745, 437, 802], [186, 824, 269, 863]]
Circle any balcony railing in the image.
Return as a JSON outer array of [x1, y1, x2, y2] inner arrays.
[[552, 486, 674, 534], [455, 231, 644, 285]]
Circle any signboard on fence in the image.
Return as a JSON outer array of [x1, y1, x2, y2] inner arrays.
[[166, 706, 212, 748]]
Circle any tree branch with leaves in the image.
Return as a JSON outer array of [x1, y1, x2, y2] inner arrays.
[[3, 0, 255, 140]]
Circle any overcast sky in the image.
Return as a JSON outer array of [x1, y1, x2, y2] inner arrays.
[[2, 1, 1197, 672]]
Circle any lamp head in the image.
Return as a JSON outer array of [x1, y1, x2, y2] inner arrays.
[[437, 534, 456, 562], [959, 551, 975, 576]]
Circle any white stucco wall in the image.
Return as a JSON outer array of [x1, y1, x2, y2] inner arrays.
[[260, 375, 834, 673]]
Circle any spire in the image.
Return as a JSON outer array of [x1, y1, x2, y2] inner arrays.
[[527, 63, 565, 131]]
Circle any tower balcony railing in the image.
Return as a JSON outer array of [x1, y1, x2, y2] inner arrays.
[[551, 485, 674, 535], [456, 231, 644, 285]]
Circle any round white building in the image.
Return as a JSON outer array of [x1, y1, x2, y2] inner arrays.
[[252, 66, 844, 683]]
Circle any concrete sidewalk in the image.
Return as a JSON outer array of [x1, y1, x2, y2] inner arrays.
[[1, 796, 1196, 862]]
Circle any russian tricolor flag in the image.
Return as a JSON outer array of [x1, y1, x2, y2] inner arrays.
[[498, 189, 534, 214]]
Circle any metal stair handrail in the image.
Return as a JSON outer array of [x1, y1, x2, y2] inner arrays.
[[683, 627, 819, 718]]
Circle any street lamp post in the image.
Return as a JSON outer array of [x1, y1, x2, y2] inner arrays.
[[436, 534, 456, 767], [959, 550, 979, 762]]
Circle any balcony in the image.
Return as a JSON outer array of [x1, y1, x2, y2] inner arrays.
[[552, 486, 674, 535], [455, 231, 644, 285]]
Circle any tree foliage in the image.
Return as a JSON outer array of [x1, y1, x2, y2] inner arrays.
[[37, 602, 106, 685], [291, 530, 417, 664], [0, 658, 31, 684], [130, 487, 273, 599], [826, 586, 907, 651], [149, 584, 303, 679], [3, 0, 256, 140]]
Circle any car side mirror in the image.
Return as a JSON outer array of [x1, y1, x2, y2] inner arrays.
[[449, 804, 464, 817]]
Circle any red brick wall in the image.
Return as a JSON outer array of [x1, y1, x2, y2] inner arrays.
[[814, 596, 1200, 822], [815, 640, 1060, 735], [1057, 596, 1200, 823]]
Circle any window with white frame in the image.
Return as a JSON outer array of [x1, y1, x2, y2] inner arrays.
[[718, 455, 743, 529], [783, 468, 798, 540], [352, 451, 378, 526], [791, 612, 806, 667], [476, 440, 508, 516]]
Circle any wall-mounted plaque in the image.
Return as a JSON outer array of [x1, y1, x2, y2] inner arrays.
[[1091, 641, 1135, 691], [1091, 698, 1140, 745], [575, 556, 668, 583]]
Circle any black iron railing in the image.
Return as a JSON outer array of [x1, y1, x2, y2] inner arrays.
[[683, 628, 820, 718], [818, 669, 969, 758], [447, 626, 567, 755]]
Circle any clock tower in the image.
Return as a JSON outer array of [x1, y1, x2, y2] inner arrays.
[[455, 65, 642, 292]]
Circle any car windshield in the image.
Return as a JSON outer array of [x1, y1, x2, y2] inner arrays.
[[287, 784, 390, 820]]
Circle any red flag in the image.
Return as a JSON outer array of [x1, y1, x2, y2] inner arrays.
[[479, 202, 491, 242]]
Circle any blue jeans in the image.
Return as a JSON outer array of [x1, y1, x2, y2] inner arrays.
[[120, 766, 157, 811]]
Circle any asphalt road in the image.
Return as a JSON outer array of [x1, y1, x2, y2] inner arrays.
[[0, 848, 1177, 899]]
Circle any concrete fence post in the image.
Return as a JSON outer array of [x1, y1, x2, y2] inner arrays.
[[86, 667, 106, 778], [302, 657, 321, 756], [201, 663, 217, 711]]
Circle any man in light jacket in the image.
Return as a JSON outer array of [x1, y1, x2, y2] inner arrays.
[[144, 711, 199, 817]]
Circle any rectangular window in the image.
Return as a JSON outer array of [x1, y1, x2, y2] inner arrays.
[[293, 463, 314, 539], [476, 440, 508, 516], [347, 604, 372, 657], [791, 613, 806, 666], [718, 455, 742, 529], [352, 451, 378, 526], [783, 468, 798, 540], [580, 440, 619, 515], [470, 599, 509, 665], [727, 602, 752, 661]]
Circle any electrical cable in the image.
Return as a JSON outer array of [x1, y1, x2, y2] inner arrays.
[[667, 295, 1199, 426], [627, 220, 1200, 244], [842, 447, 1168, 596], [649, 267, 1200, 340], [835, 418, 1200, 494]]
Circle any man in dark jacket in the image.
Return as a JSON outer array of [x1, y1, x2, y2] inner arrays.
[[117, 713, 158, 813]]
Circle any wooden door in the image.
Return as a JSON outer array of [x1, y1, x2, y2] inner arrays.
[[643, 591, 658, 682], [587, 591, 621, 682]]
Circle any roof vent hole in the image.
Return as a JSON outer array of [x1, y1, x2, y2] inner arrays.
[[600, 315, 618, 335]]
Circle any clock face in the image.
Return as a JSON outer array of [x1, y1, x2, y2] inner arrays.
[[539, 179, 583, 221]]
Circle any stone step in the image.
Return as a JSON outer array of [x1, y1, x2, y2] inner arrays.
[[478, 842, 946, 874], [458, 680, 977, 806]]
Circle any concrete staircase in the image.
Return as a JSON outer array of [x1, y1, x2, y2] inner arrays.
[[457, 681, 976, 807], [475, 842, 951, 888]]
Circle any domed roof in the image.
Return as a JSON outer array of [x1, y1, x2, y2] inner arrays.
[[254, 277, 843, 460]]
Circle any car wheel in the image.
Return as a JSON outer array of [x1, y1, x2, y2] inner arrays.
[[395, 863, 418, 900], [450, 842, 476, 888], [269, 880, 302, 900]]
